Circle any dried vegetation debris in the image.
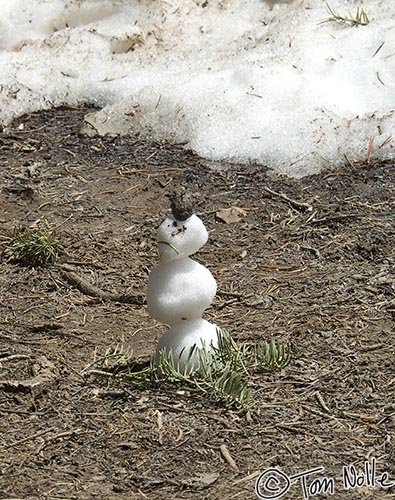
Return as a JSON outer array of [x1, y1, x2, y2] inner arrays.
[[0, 107, 394, 499], [0, 353, 58, 395]]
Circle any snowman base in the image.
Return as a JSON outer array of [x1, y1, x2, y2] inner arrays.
[[155, 319, 218, 374]]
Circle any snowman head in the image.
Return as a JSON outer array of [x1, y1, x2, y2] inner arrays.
[[157, 214, 208, 263]]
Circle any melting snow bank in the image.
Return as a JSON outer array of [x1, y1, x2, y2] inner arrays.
[[0, 0, 394, 177]]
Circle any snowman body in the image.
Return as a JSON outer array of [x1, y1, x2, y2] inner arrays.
[[147, 214, 218, 372]]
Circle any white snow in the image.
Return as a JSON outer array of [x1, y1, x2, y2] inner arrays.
[[147, 257, 217, 325], [0, 0, 394, 176], [155, 319, 218, 373], [157, 215, 208, 263]]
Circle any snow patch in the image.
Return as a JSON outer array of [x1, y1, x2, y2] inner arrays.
[[0, 0, 394, 176]]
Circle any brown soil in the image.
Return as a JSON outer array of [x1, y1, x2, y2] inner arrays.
[[0, 107, 394, 500]]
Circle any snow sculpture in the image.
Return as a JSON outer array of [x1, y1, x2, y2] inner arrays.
[[147, 193, 218, 372]]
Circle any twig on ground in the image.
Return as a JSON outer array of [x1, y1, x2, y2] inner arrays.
[[0, 354, 31, 363], [1, 428, 53, 448], [220, 444, 239, 471], [80, 369, 115, 378], [18, 322, 94, 344], [315, 391, 330, 413], [309, 214, 362, 225], [260, 263, 300, 270], [59, 267, 144, 305], [263, 186, 313, 212], [155, 410, 164, 445]]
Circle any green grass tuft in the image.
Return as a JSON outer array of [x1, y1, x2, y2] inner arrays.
[[0, 223, 61, 266], [83, 328, 291, 411]]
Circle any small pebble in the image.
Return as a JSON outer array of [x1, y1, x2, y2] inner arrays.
[[239, 249, 248, 259]]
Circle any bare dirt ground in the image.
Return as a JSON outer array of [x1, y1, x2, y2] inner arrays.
[[0, 107, 394, 500]]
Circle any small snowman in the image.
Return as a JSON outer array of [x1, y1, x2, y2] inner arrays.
[[147, 191, 218, 372]]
